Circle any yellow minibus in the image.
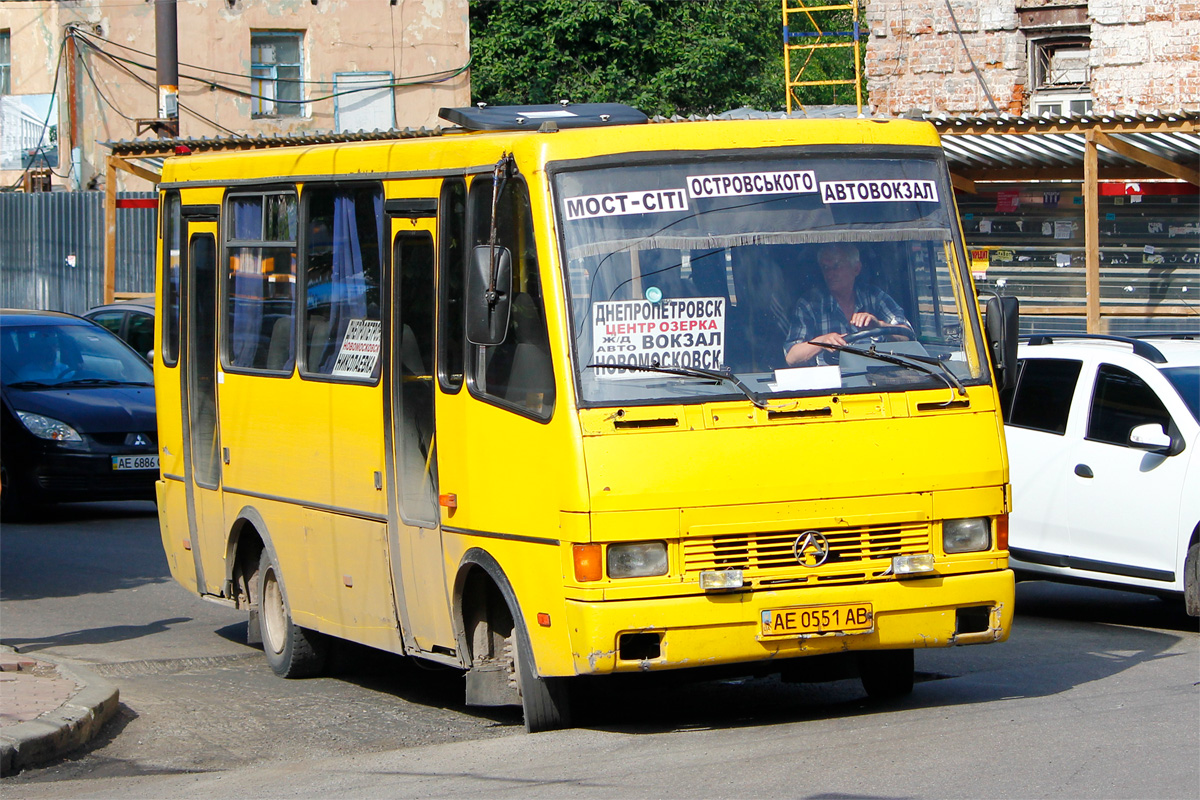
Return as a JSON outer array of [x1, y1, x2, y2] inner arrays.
[[149, 104, 1019, 731]]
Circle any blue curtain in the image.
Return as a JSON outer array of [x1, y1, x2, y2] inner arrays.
[[231, 198, 264, 367], [319, 191, 380, 372]]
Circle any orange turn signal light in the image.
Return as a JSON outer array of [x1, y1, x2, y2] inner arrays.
[[573, 544, 603, 582], [996, 514, 1009, 551], [536, 612, 551, 627], [438, 493, 458, 509]]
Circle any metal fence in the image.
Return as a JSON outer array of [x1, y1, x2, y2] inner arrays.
[[0, 192, 157, 315]]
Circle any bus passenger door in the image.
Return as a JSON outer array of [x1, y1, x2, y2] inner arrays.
[[386, 212, 455, 654], [181, 219, 225, 595]]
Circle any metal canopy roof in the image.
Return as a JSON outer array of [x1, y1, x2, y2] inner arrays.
[[106, 126, 445, 158], [926, 110, 1199, 185]]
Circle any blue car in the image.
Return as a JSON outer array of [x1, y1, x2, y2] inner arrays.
[[1, 309, 157, 520]]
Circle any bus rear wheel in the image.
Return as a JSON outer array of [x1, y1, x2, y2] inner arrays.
[[258, 549, 328, 678], [858, 648, 915, 701]]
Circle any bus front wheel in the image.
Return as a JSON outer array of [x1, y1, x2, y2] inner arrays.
[[508, 624, 572, 733], [858, 648, 914, 701], [258, 549, 328, 678]]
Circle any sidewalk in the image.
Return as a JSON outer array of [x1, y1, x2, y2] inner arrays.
[[0, 646, 120, 776]]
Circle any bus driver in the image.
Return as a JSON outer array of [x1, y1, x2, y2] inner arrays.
[[783, 242, 912, 366]]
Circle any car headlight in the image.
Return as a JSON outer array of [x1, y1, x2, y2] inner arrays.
[[16, 411, 83, 442], [943, 517, 991, 553], [607, 542, 668, 578]]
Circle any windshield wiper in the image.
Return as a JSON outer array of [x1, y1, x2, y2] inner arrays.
[[5, 380, 55, 390], [585, 362, 771, 409], [55, 378, 153, 388], [815, 343, 967, 397]]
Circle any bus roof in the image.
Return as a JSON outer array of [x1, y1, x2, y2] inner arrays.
[[145, 113, 944, 187]]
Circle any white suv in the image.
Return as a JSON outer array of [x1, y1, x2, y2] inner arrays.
[[1002, 334, 1199, 615]]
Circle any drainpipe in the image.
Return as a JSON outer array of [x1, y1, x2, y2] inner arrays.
[[156, 0, 179, 138]]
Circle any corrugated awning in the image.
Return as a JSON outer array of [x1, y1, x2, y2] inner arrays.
[[926, 110, 1199, 186], [104, 126, 446, 159]]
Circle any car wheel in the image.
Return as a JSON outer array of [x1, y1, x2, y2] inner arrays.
[[1185, 539, 1199, 618], [858, 648, 915, 701], [0, 460, 36, 522], [257, 549, 328, 678]]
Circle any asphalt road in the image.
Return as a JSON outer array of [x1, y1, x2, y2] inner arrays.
[[2, 502, 1197, 798]]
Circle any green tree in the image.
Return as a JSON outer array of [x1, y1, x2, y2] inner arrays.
[[468, 1, 862, 116]]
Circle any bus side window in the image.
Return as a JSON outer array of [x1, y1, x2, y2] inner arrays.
[[466, 176, 555, 420], [438, 178, 467, 392], [395, 232, 438, 524], [301, 184, 384, 380], [161, 191, 182, 366], [225, 192, 298, 373]]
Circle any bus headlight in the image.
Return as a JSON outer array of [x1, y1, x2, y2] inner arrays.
[[943, 517, 991, 553], [17, 411, 83, 442], [607, 542, 668, 578]]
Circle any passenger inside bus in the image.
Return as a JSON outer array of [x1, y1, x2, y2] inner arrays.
[[783, 243, 912, 366]]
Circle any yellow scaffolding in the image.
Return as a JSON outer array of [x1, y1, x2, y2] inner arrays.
[[783, 0, 863, 114]]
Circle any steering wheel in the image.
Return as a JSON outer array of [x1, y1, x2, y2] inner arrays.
[[843, 325, 913, 345]]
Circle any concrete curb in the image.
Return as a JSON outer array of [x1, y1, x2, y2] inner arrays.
[[0, 651, 120, 777]]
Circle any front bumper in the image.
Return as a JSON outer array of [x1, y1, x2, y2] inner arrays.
[[563, 569, 1014, 675], [24, 448, 157, 503]]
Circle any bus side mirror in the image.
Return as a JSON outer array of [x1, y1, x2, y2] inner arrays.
[[985, 295, 1019, 392], [466, 244, 513, 346]]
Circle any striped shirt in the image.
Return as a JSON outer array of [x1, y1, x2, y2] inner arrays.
[[783, 284, 911, 363]]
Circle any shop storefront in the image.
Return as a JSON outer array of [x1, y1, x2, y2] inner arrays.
[[935, 113, 1198, 334]]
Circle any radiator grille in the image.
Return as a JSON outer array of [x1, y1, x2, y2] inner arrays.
[[682, 523, 930, 587]]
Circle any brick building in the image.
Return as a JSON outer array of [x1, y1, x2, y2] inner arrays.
[[865, 0, 1200, 117]]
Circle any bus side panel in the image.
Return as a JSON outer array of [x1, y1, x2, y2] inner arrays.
[[326, 382, 387, 518], [436, 401, 573, 548], [250, 499, 320, 631], [156, 478, 197, 593], [294, 509, 401, 652], [219, 375, 328, 509]]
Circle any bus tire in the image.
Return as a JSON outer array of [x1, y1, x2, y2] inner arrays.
[[858, 648, 914, 701], [258, 549, 328, 678], [509, 625, 572, 733]]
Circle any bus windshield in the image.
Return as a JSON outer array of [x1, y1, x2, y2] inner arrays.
[[554, 153, 989, 407]]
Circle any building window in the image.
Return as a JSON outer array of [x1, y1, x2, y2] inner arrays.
[[1029, 37, 1092, 117], [1, 31, 11, 95], [251, 32, 303, 118]]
